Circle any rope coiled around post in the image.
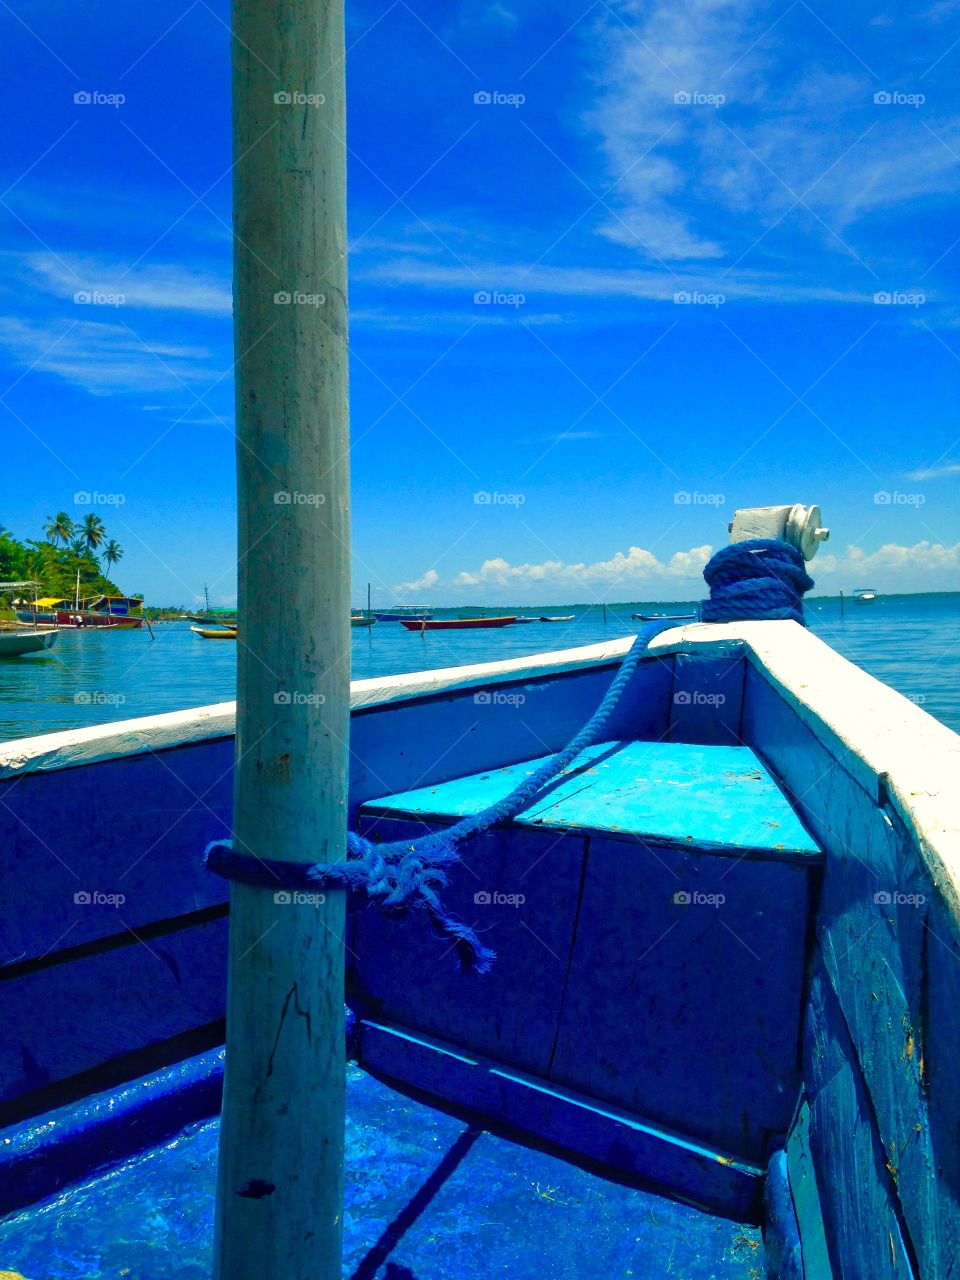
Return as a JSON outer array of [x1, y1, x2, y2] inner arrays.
[[206, 538, 814, 972]]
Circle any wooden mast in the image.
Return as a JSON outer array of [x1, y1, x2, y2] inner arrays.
[[214, 0, 349, 1276]]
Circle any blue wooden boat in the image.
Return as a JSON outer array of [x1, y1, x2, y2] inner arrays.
[[1, 544, 957, 1276], [0, 5, 954, 1275]]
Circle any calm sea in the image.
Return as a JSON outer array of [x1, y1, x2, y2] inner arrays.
[[1, 595, 958, 743]]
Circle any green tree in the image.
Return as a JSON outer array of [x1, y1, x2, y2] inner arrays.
[[43, 511, 75, 547], [81, 513, 107, 554], [102, 539, 124, 572]]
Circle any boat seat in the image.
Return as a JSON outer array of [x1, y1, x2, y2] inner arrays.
[[359, 739, 822, 864], [353, 740, 822, 1166]]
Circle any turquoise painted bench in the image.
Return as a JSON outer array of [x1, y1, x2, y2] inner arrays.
[[351, 739, 823, 1166]]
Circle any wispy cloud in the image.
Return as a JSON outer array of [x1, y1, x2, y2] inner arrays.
[[21, 253, 232, 315], [0, 315, 220, 395], [904, 462, 960, 479]]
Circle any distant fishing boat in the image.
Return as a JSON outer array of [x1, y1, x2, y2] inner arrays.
[[400, 615, 517, 631], [372, 605, 432, 622], [853, 588, 878, 604], [191, 626, 238, 639], [16, 595, 144, 630], [351, 615, 376, 628], [0, 627, 59, 657], [539, 614, 575, 622]]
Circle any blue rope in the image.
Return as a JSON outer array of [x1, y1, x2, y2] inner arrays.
[[206, 538, 813, 972]]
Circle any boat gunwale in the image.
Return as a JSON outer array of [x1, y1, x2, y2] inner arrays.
[[1, 620, 957, 921]]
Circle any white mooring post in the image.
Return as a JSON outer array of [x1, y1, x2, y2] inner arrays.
[[214, 1, 349, 1277]]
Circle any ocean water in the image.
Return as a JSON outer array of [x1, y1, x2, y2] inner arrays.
[[1, 595, 958, 743]]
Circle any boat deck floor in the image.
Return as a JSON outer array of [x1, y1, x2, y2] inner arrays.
[[0, 1065, 764, 1279]]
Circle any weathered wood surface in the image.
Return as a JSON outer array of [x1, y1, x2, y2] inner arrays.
[[785, 1099, 835, 1280], [0, 739, 232, 966], [803, 957, 915, 1279], [0, 915, 227, 1108], [668, 652, 745, 745], [549, 833, 809, 1160], [361, 739, 821, 861], [352, 819, 582, 1077], [358, 1018, 763, 1219], [747, 665, 960, 1277]]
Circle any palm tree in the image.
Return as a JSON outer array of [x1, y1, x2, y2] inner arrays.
[[102, 539, 124, 572], [44, 512, 75, 547], [81, 513, 106, 554], [69, 537, 88, 559]]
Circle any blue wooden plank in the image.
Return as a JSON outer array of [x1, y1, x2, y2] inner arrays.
[[351, 818, 584, 1077], [0, 917, 227, 1106], [362, 739, 821, 861], [749, 664, 954, 1278], [348, 657, 675, 823], [549, 834, 810, 1161], [816, 815, 945, 1279], [358, 1018, 763, 1219], [786, 1098, 835, 1280], [764, 1149, 804, 1280], [669, 653, 745, 745], [803, 957, 915, 1280], [0, 739, 232, 967], [924, 895, 960, 1280]]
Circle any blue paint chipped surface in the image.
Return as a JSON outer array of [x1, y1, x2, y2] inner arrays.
[[362, 739, 821, 859], [0, 1066, 764, 1279]]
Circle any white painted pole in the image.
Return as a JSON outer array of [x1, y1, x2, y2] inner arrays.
[[214, 1, 349, 1277]]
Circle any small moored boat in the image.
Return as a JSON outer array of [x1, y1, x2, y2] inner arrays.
[[191, 626, 238, 639], [400, 615, 517, 631], [853, 587, 878, 604], [539, 614, 575, 622], [0, 628, 59, 657]]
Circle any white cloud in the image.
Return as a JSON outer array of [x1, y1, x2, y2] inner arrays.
[[904, 463, 960, 480], [393, 568, 441, 593], [451, 543, 713, 592], [587, 0, 960, 268], [0, 316, 221, 395], [393, 539, 960, 603], [23, 254, 232, 316]]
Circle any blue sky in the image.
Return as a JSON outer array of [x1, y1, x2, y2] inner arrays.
[[1, 0, 959, 606]]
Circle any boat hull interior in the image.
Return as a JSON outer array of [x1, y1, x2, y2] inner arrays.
[[0, 619, 956, 1278]]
